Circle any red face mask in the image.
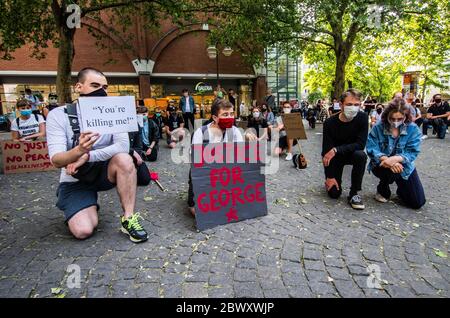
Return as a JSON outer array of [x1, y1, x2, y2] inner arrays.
[[217, 117, 234, 130]]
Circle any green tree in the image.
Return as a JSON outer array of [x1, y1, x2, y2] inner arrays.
[[208, 0, 446, 99], [0, 0, 203, 103]]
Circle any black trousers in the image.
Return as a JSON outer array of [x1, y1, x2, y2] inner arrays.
[[188, 169, 195, 207], [372, 166, 425, 209], [326, 150, 367, 199], [183, 112, 195, 132], [143, 144, 158, 162]]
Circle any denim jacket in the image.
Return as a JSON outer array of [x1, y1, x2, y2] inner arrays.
[[366, 122, 422, 180]]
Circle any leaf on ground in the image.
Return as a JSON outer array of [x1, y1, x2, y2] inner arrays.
[[51, 287, 62, 295], [143, 196, 153, 202], [16, 207, 25, 211], [274, 198, 289, 207], [433, 249, 448, 259], [299, 197, 307, 204], [412, 223, 420, 228]]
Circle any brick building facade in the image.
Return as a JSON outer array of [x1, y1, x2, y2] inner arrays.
[[0, 19, 267, 115]]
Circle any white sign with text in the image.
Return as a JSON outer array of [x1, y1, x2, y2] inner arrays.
[[78, 96, 138, 134]]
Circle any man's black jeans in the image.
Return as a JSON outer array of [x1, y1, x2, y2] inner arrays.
[[422, 118, 447, 139], [183, 112, 195, 132], [371, 166, 426, 209], [326, 150, 367, 199]]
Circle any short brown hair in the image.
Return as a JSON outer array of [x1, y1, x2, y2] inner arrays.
[[211, 98, 233, 117], [340, 89, 362, 103], [137, 106, 148, 114], [16, 99, 30, 108], [381, 98, 412, 125]]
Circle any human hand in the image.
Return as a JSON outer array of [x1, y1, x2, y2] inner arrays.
[[325, 178, 340, 191], [390, 163, 404, 174], [133, 150, 143, 166], [66, 153, 89, 175], [78, 132, 99, 153], [322, 149, 336, 167]]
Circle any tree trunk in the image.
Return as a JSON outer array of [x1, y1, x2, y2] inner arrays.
[[56, 26, 76, 103], [333, 49, 349, 100]]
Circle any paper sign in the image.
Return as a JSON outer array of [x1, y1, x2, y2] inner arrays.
[[191, 142, 268, 231], [1, 140, 55, 174], [78, 96, 138, 134], [282, 113, 307, 140]]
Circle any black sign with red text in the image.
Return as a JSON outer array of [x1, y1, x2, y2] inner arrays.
[[191, 142, 268, 231]]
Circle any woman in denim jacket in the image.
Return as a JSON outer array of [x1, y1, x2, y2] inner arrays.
[[366, 98, 426, 209]]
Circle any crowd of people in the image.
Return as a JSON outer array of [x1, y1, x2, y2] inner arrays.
[[7, 66, 449, 243]]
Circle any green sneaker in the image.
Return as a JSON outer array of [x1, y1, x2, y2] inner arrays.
[[120, 213, 148, 243]]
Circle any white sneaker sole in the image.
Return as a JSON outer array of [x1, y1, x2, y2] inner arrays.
[[121, 226, 147, 243]]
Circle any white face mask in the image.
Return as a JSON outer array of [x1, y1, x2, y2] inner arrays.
[[390, 119, 405, 129], [253, 112, 260, 118], [334, 103, 340, 108], [343, 106, 360, 120], [283, 108, 292, 114]]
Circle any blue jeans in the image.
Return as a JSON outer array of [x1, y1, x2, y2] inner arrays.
[[372, 166, 426, 209], [422, 118, 447, 139]]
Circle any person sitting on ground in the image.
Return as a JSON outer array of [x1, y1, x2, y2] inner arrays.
[[46, 67, 148, 243], [163, 105, 185, 148], [261, 103, 275, 126], [246, 106, 269, 141], [273, 101, 297, 161], [11, 99, 46, 142], [366, 98, 425, 209], [370, 104, 384, 128], [151, 107, 165, 139], [322, 88, 368, 210], [188, 99, 244, 216], [410, 99, 424, 128], [421, 94, 450, 140], [138, 106, 159, 162]]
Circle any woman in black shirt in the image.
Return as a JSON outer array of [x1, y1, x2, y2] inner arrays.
[[247, 106, 269, 140]]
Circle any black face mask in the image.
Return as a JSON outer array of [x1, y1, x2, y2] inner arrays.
[[377, 108, 383, 114], [435, 99, 442, 104], [80, 87, 107, 97]]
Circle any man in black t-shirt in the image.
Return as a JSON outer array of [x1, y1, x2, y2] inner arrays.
[[422, 94, 450, 140], [322, 89, 368, 210], [163, 105, 185, 148]]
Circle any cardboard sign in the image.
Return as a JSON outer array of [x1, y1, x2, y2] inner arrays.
[[1, 140, 55, 174], [78, 96, 138, 134], [191, 142, 268, 231], [282, 113, 307, 140]]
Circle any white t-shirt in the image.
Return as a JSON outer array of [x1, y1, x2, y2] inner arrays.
[[46, 106, 130, 183], [10, 114, 45, 137], [192, 123, 243, 144]]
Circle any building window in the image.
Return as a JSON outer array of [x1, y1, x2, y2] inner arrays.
[[265, 47, 299, 109]]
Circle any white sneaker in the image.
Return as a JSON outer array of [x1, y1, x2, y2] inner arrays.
[[421, 135, 428, 140], [374, 193, 388, 203], [285, 153, 293, 161]]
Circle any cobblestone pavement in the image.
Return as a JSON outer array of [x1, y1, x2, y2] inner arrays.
[[0, 124, 449, 298]]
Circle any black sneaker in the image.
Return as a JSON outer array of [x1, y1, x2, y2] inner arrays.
[[121, 213, 148, 243], [348, 194, 365, 210]]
